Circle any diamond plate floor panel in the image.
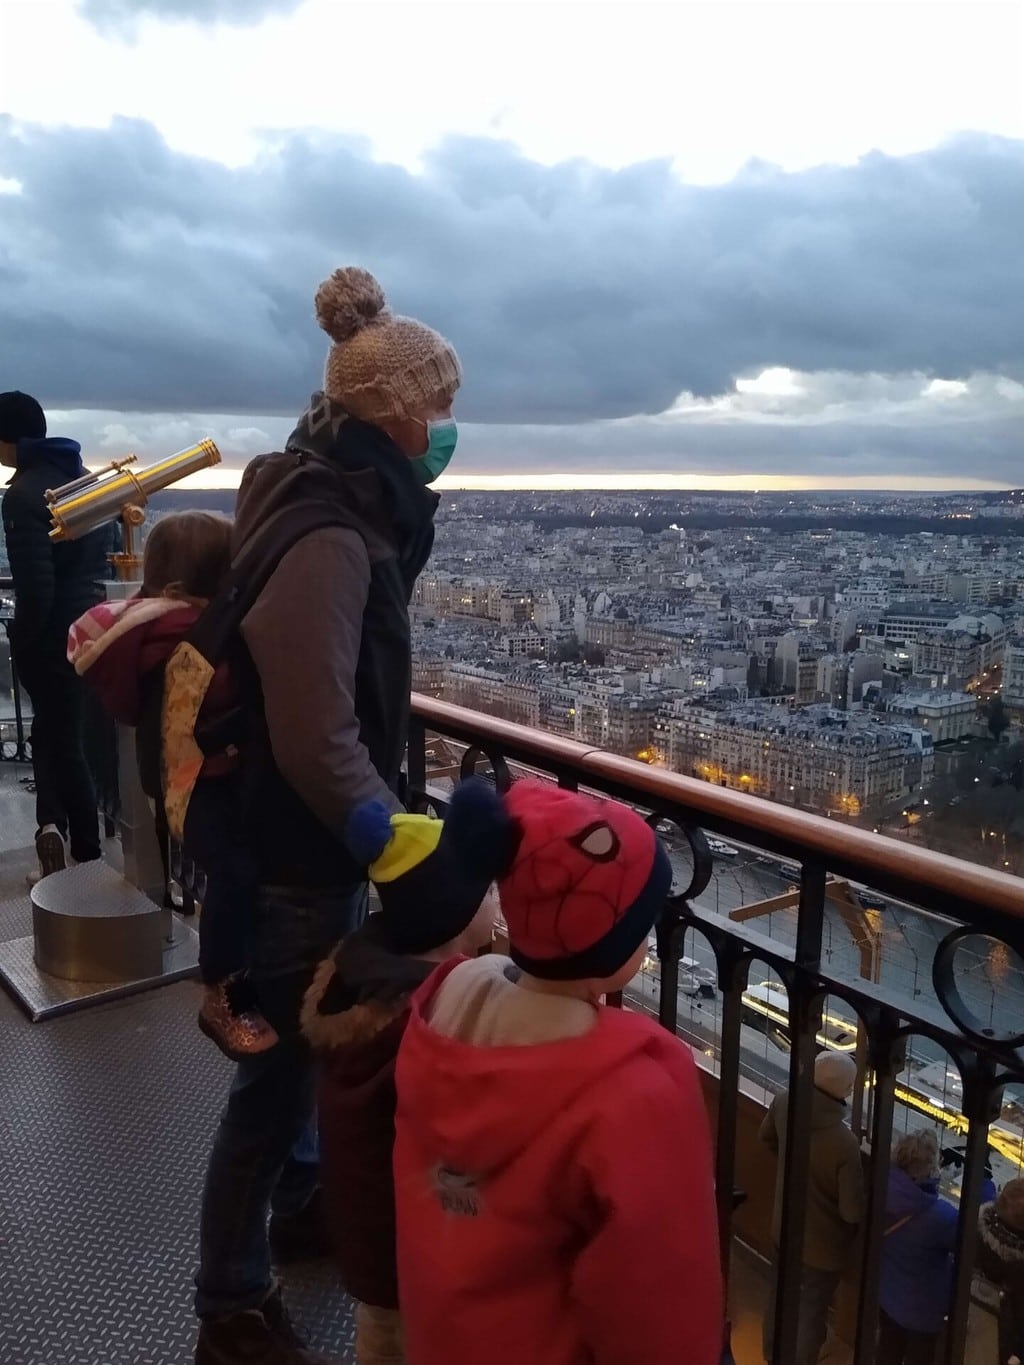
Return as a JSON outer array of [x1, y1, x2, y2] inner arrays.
[[0, 887, 201, 1021], [0, 978, 355, 1364]]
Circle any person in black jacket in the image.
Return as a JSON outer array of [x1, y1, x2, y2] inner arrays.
[[192, 267, 461, 1365], [0, 391, 110, 875]]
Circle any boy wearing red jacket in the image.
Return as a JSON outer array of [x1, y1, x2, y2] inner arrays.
[[393, 780, 723, 1365]]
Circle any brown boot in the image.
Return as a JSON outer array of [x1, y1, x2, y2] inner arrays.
[[197, 975, 279, 1062], [195, 1287, 340, 1363]]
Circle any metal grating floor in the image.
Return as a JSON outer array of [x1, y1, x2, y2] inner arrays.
[[0, 893, 201, 1022], [0, 970, 355, 1364]]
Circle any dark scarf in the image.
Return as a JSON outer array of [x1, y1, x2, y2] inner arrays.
[[286, 391, 438, 591]]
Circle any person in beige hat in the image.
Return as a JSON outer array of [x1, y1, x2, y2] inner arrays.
[[193, 268, 461, 1365], [296, 266, 461, 481], [759, 1049, 865, 1365]]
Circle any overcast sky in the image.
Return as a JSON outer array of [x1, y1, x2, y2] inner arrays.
[[1, 0, 1022, 489]]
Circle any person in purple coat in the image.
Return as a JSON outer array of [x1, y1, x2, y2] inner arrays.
[[878, 1129, 957, 1364]]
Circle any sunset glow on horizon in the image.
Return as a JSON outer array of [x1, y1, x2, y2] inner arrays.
[[165, 467, 1010, 495]]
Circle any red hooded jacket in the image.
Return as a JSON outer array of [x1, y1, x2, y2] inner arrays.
[[393, 958, 723, 1365]]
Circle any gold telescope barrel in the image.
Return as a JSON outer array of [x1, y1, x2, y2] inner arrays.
[[48, 439, 221, 542]]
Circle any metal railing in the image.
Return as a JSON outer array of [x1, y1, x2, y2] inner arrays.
[[0, 575, 30, 762], [1, 580, 119, 850], [407, 694, 1024, 1365]]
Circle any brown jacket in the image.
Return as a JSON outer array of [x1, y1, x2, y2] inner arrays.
[[977, 1202, 1024, 1363], [302, 921, 433, 1309], [759, 1086, 865, 1271], [229, 403, 437, 887]]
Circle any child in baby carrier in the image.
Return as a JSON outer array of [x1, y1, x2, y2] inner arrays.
[[67, 510, 277, 1061]]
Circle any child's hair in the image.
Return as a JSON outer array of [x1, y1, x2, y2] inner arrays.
[[142, 510, 232, 602]]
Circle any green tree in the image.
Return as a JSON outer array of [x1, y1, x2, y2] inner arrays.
[[987, 696, 1011, 742]]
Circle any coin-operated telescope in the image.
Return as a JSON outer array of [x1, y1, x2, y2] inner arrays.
[[46, 439, 222, 580]]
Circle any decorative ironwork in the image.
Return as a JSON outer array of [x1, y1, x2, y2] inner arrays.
[[0, 578, 30, 763], [408, 693, 1024, 1365]]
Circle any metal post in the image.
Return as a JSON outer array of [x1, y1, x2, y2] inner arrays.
[[772, 859, 827, 1365], [943, 1061, 998, 1365], [116, 719, 167, 909], [0, 614, 30, 763], [714, 942, 746, 1285], [852, 1021, 902, 1365], [656, 916, 682, 1034], [10, 646, 29, 763], [406, 711, 427, 808], [105, 581, 166, 908]]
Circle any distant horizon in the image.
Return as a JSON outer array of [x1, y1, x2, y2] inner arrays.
[[163, 468, 1015, 496]]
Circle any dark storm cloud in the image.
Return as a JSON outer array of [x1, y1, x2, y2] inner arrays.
[[0, 117, 1021, 431], [462, 411, 1024, 482], [78, 0, 305, 32]]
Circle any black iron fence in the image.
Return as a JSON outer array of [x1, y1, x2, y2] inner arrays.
[[3, 575, 1021, 1359], [0, 576, 29, 762], [407, 694, 1024, 1365]]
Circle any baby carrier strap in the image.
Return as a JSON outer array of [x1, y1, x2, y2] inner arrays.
[[161, 498, 366, 842]]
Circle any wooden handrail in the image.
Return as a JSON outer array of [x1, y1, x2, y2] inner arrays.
[[411, 693, 1024, 925]]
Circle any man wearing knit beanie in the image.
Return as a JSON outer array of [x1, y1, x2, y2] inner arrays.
[[194, 269, 461, 1365], [392, 780, 724, 1365], [759, 1047, 864, 1364], [1, 392, 111, 878]]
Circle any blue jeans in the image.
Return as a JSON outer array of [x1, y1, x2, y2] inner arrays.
[[271, 1114, 320, 1220], [763, 1255, 841, 1365], [195, 883, 367, 1320], [183, 778, 259, 986]]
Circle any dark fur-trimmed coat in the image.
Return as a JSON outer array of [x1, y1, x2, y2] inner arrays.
[[977, 1201, 1024, 1364], [301, 921, 432, 1310]]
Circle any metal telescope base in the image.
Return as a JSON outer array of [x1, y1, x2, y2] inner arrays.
[[0, 577, 203, 1022], [0, 861, 199, 1022]]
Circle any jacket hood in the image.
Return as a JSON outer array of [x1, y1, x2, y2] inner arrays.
[[67, 597, 198, 726], [301, 920, 432, 1053], [396, 957, 674, 1175], [68, 597, 187, 676], [233, 393, 438, 564], [810, 1086, 851, 1130], [887, 1166, 938, 1219], [15, 436, 84, 482], [233, 447, 386, 554], [980, 1202, 1024, 1265]]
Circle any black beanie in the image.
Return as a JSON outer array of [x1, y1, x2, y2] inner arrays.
[[0, 391, 46, 444], [350, 779, 518, 955]]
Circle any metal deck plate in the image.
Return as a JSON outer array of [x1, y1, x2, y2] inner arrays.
[[0, 972, 356, 1364], [0, 916, 200, 1021]]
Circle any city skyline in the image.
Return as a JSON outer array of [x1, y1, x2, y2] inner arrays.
[[171, 466, 1017, 494]]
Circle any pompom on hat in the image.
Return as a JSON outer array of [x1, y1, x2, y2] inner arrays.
[[346, 779, 517, 955], [314, 267, 462, 424]]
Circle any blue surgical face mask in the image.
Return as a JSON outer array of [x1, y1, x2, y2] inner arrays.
[[415, 417, 458, 483]]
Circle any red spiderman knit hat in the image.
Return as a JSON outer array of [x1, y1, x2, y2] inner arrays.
[[498, 780, 672, 981]]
